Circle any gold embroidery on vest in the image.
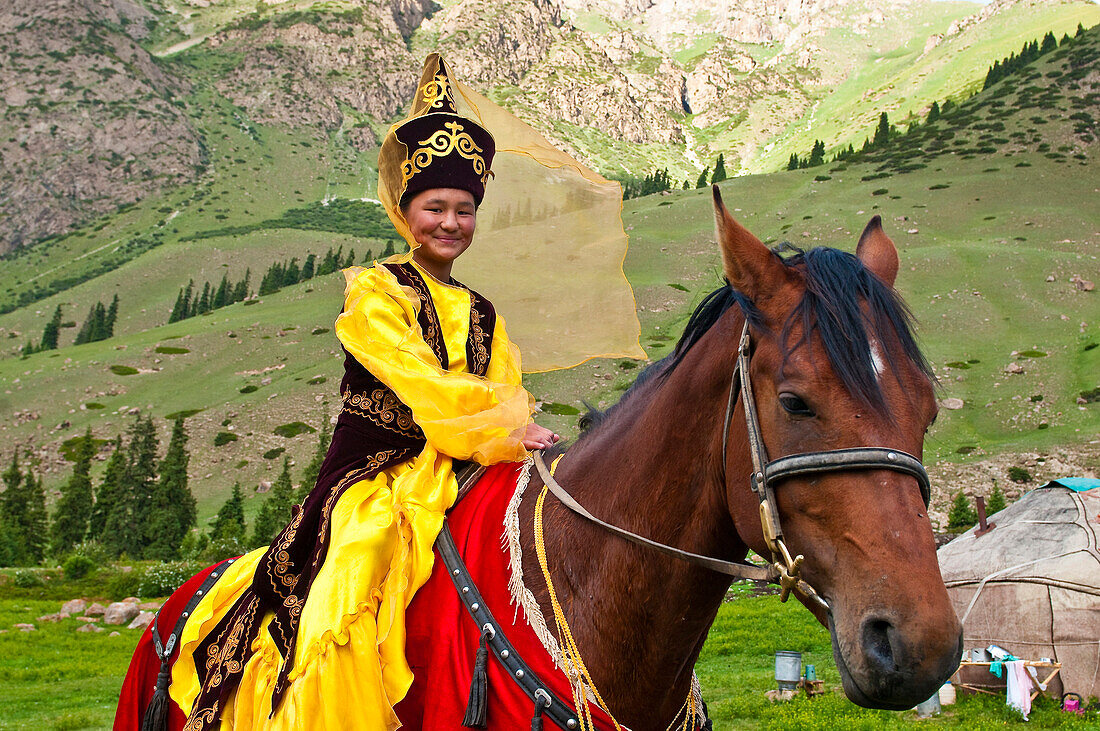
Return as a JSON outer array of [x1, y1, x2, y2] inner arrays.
[[342, 385, 420, 438], [468, 303, 490, 373]]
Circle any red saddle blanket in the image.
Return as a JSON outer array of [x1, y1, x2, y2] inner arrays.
[[115, 461, 615, 730]]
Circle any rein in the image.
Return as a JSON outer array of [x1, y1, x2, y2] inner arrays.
[[536, 320, 932, 615]]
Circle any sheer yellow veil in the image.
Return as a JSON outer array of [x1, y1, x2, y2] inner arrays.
[[377, 54, 644, 372]]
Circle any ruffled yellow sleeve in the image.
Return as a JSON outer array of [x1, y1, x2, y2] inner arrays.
[[335, 265, 532, 465]]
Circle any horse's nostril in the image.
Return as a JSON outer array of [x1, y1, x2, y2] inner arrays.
[[862, 618, 898, 672]]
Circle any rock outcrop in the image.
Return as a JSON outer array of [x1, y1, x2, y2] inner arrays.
[[0, 0, 203, 252]]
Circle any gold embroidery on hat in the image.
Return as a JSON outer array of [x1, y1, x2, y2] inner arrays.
[[420, 73, 454, 111], [401, 120, 491, 185]]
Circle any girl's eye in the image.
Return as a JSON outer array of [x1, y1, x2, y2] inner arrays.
[[778, 393, 815, 417]]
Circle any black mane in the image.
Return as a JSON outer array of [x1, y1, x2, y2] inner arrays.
[[579, 244, 932, 435]]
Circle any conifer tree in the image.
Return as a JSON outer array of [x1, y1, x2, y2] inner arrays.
[[181, 280, 194, 319], [926, 100, 940, 124], [40, 305, 62, 351], [1076, 22, 1084, 37], [233, 269, 251, 302], [251, 459, 295, 548], [711, 154, 728, 184], [284, 258, 301, 287], [105, 294, 118, 337], [2, 451, 21, 494], [91, 302, 108, 341], [808, 140, 825, 167], [197, 282, 211, 315], [145, 416, 195, 560], [211, 483, 247, 542], [987, 482, 1007, 515], [89, 436, 126, 544], [873, 112, 892, 147], [302, 254, 316, 281], [103, 416, 158, 557], [213, 275, 230, 309], [344, 249, 356, 268], [947, 491, 978, 531], [300, 417, 332, 491], [169, 289, 186, 323], [695, 167, 709, 188], [1040, 31, 1057, 54], [51, 428, 96, 554], [787, 153, 800, 171], [22, 469, 47, 564], [0, 453, 28, 564]]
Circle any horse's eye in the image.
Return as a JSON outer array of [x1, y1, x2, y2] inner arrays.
[[779, 393, 815, 417]]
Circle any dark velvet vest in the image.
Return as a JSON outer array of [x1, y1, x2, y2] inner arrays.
[[185, 263, 496, 729]]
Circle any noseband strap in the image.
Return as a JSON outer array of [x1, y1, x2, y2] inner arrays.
[[764, 448, 930, 507]]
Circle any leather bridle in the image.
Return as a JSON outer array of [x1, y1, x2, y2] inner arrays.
[[536, 320, 931, 614]]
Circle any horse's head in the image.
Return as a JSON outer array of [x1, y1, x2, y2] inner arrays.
[[712, 187, 962, 709]]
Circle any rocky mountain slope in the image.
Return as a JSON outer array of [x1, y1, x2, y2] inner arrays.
[[1, 0, 1098, 253], [0, 0, 204, 250]]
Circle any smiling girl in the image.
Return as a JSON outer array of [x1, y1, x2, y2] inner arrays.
[[168, 55, 557, 730]]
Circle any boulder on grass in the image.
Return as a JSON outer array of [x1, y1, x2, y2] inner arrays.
[[85, 602, 106, 617], [103, 601, 140, 626], [76, 623, 103, 633], [128, 611, 155, 631], [59, 599, 87, 617]]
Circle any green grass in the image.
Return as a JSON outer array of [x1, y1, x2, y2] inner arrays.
[[0, 593, 1092, 729]]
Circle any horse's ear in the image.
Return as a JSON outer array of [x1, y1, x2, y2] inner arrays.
[[713, 185, 783, 300], [856, 215, 899, 288]]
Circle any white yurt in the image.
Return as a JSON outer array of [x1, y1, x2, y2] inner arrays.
[[937, 479, 1100, 700]]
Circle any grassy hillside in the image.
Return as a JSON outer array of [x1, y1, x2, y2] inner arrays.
[[1, 23, 1097, 533]]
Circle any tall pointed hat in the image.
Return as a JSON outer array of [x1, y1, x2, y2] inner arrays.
[[373, 54, 645, 372], [379, 54, 495, 229]]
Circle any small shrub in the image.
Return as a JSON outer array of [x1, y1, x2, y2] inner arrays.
[[155, 346, 190, 354], [165, 409, 202, 420], [274, 421, 316, 438], [13, 569, 43, 588], [263, 447, 286, 460], [311, 327, 330, 335], [240, 384, 259, 394], [1008, 466, 1031, 483], [872, 188, 888, 196], [214, 431, 239, 446], [62, 554, 96, 580], [139, 561, 202, 597], [987, 483, 1007, 514], [947, 491, 978, 530], [107, 569, 143, 600], [307, 376, 327, 385], [541, 402, 580, 416], [109, 365, 139, 376]]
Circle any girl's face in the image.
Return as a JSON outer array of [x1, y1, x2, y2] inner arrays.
[[405, 188, 477, 279]]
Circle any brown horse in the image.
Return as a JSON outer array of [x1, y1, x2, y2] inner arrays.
[[118, 188, 961, 729], [513, 187, 962, 726]]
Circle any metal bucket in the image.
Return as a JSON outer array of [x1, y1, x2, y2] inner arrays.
[[915, 693, 942, 717], [775, 651, 802, 691]]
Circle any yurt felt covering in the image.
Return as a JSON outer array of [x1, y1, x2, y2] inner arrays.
[[937, 484, 1100, 699]]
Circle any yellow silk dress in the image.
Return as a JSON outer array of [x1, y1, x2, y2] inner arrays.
[[171, 260, 532, 729]]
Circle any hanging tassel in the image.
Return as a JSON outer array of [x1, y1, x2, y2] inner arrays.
[[140, 659, 172, 731], [462, 631, 490, 728], [531, 693, 548, 731]]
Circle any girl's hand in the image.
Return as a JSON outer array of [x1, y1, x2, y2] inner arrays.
[[522, 423, 560, 451]]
